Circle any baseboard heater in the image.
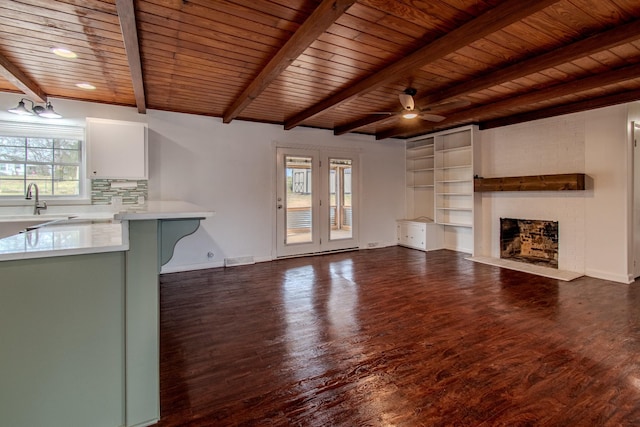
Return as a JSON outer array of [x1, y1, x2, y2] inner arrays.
[[224, 256, 255, 267]]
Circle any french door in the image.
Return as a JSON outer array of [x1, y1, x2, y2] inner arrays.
[[276, 147, 358, 257]]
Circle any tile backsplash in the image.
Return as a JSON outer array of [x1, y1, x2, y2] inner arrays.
[[91, 179, 148, 205]]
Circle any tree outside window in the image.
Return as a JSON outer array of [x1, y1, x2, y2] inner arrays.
[[0, 136, 82, 197]]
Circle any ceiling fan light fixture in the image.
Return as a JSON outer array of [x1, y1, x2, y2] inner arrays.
[[8, 99, 34, 116], [402, 110, 419, 119]]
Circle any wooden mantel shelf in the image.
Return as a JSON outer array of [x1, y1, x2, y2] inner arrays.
[[474, 173, 585, 192]]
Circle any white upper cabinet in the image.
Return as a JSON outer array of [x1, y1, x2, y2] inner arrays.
[[86, 117, 148, 179]]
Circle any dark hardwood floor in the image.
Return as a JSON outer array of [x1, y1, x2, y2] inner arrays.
[[155, 247, 640, 426]]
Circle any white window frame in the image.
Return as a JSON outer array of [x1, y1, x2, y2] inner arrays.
[[0, 121, 89, 205]]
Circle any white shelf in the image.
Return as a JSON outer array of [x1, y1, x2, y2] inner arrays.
[[436, 179, 472, 183], [439, 222, 472, 228], [437, 146, 470, 154], [437, 164, 472, 170], [436, 207, 472, 211]]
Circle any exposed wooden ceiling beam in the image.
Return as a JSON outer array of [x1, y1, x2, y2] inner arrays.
[[421, 18, 640, 107], [376, 63, 640, 140], [284, 0, 560, 130], [334, 114, 393, 135], [0, 53, 46, 103], [336, 18, 640, 136], [116, 0, 146, 114], [223, 0, 356, 124], [481, 88, 640, 130]]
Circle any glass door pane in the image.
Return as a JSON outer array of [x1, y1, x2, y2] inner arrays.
[[329, 158, 353, 241], [285, 155, 313, 244]]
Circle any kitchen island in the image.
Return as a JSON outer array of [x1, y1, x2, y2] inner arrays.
[[0, 201, 214, 427]]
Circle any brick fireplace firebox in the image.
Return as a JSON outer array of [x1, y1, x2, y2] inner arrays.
[[500, 218, 559, 268]]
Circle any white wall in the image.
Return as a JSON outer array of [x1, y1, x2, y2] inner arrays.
[[147, 110, 406, 271], [476, 105, 633, 283], [0, 93, 406, 271], [584, 104, 631, 282]]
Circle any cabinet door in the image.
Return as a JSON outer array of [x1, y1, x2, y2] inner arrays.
[[407, 222, 426, 250], [87, 118, 148, 179], [397, 222, 409, 246]]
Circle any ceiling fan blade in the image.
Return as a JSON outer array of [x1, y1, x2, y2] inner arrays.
[[420, 113, 446, 122], [398, 93, 415, 110], [367, 111, 397, 115]]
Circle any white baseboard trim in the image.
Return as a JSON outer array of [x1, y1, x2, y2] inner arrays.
[[160, 256, 274, 274], [224, 256, 255, 267], [584, 268, 634, 284], [160, 243, 408, 275], [360, 241, 396, 250], [160, 260, 224, 274]]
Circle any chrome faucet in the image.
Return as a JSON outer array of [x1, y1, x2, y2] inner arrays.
[[25, 183, 47, 215]]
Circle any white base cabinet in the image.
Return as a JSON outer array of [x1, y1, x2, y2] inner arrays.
[[397, 219, 443, 251]]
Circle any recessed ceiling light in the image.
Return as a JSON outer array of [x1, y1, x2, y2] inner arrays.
[[76, 82, 96, 90], [51, 47, 77, 59]]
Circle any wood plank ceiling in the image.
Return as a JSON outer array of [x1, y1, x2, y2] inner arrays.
[[1, 0, 640, 139]]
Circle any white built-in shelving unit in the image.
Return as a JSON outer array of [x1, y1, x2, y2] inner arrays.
[[397, 135, 443, 252], [399, 125, 478, 254], [434, 125, 477, 253], [405, 136, 435, 219]]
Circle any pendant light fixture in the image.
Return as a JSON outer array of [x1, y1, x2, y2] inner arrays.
[[33, 102, 62, 119], [7, 99, 33, 116], [7, 98, 62, 119]]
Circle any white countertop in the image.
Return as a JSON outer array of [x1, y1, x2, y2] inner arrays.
[[0, 221, 128, 261], [114, 200, 215, 220], [0, 201, 214, 262]]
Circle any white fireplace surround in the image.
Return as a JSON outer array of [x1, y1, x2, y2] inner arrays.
[[473, 115, 587, 279], [481, 192, 584, 272]]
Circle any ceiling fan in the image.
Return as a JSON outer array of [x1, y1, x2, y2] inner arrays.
[[370, 88, 466, 122]]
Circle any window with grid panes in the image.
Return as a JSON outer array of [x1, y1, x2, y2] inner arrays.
[[0, 122, 84, 198]]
